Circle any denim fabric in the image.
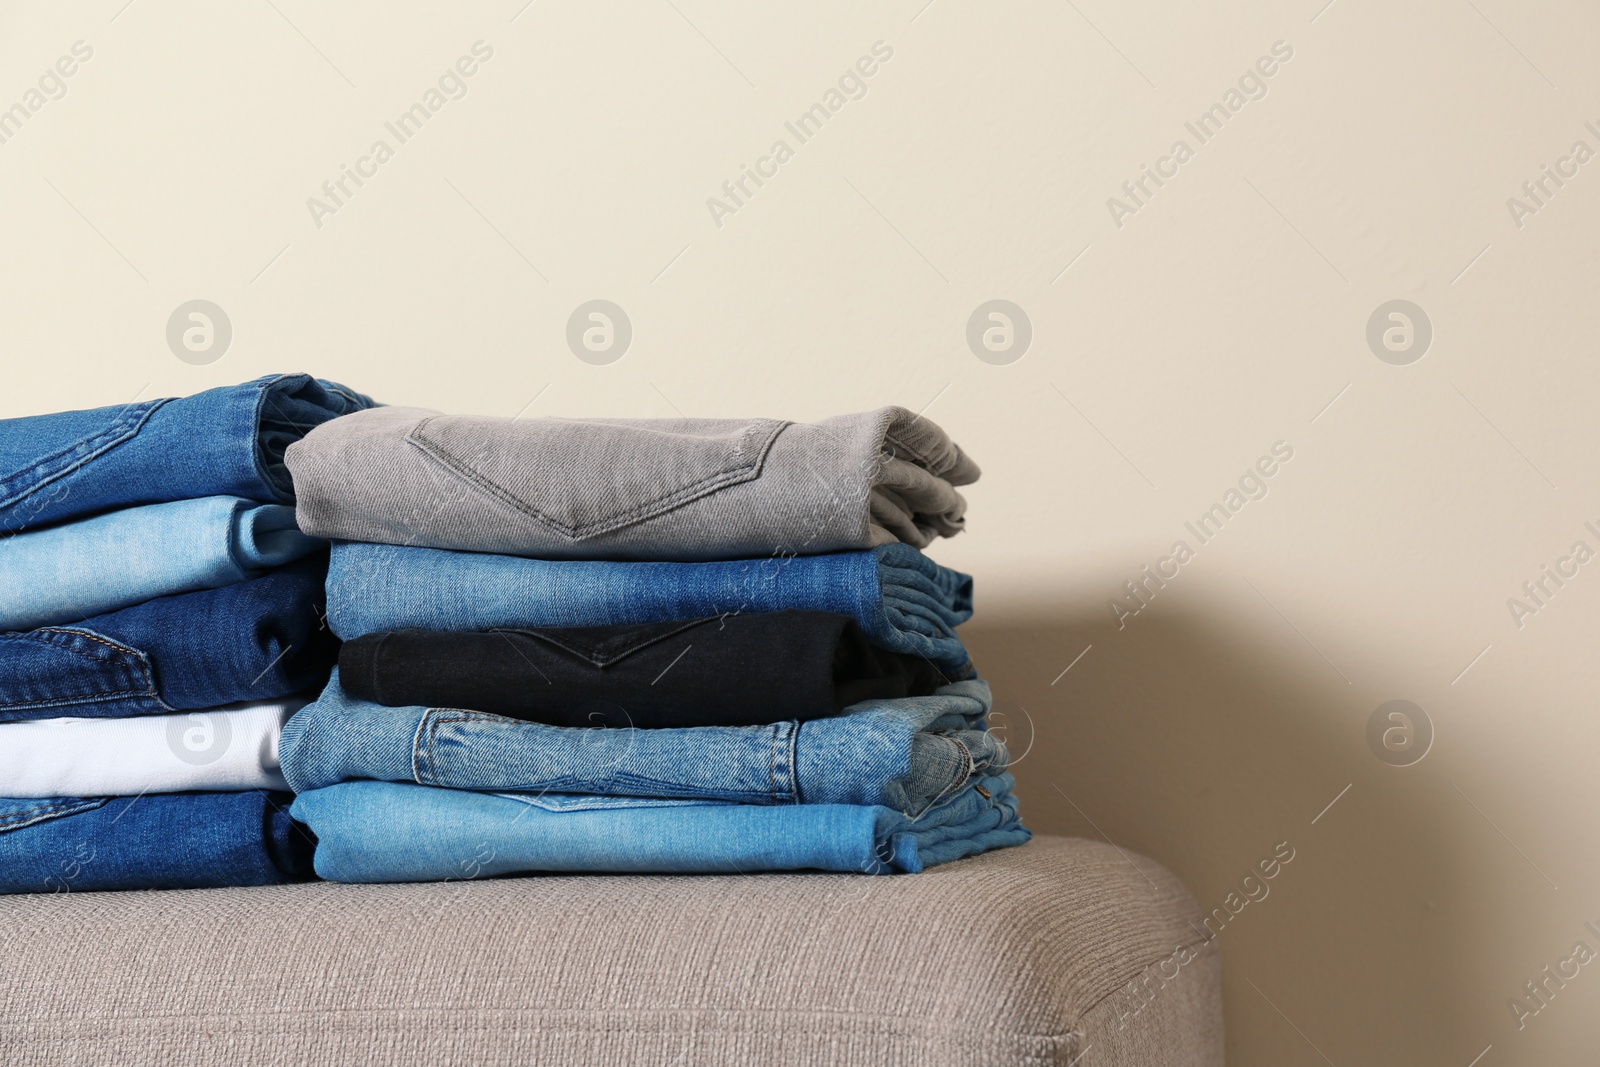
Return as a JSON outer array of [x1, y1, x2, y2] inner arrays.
[[338, 612, 943, 729], [0, 373, 375, 534], [0, 790, 313, 894], [0, 699, 298, 797], [327, 541, 976, 677], [0, 496, 322, 632], [280, 673, 1004, 815], [0, 556, 334, 722], [291, 774, 1027, 880], [286, 405, 979, 561]]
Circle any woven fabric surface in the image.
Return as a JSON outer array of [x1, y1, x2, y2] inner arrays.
[[0, 835, 1222, 1066]]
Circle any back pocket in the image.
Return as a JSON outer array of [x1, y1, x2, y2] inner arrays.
[[405, 415, 787, 540], [491, 792, 722, 813], [0, 628, 158, 716], [499, 617, 708, 667], [0, 797, 109, 834], [0, 399, 166, 517]]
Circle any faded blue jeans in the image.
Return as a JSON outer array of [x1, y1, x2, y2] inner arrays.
[[0, 496, 321, 631], [280, 673, 1005, 816], [291, 774, 1028, 879], [326, 541, 976, 677]]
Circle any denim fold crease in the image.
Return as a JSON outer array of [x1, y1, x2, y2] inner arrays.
[[291, 774, 1028, 880], [285, 405, 979, 561], [0, 496, 322, 632], [0, 373, 375, 533], [326, 541, 976, 677], [280, 673, 1005, 814]]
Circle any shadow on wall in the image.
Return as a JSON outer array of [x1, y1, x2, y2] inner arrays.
[[962, 603, 1481, 1066]]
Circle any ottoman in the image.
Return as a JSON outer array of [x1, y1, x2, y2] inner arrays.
[[0, 836, 1223, 1066]]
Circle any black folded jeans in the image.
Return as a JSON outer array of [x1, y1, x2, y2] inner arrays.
[[337, 611, 948, 728]]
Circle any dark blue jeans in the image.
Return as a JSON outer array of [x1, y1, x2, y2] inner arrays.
[[0, 791, 314, 894], [0, 373, 374, 534], [0, 555, 336, 722], [328, 541, 978, 677]]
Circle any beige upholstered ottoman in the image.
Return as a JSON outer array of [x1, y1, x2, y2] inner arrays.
[[0, 836, 1222, 1066]]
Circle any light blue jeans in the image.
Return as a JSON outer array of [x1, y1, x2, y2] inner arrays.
[[0, 496, 321, 631], [326, 541, 976, 677], [280, 673, 1005, 815], [290, 773, 1028, 879]]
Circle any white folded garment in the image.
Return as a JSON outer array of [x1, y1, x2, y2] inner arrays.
[[0, 699, 302, 798]]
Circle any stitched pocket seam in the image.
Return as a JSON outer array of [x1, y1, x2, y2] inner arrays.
[[0, 628, 162, 711], [496, 618, 708, 667], [403, 417, 788, 540], [0, 797, 110, 833], [0, 400, 166, 511]]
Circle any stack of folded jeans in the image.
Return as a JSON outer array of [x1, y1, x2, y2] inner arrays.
[[280, 405, 1029, 880], [0, 374, 375, 893]]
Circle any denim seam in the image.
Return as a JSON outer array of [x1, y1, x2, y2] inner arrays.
[[0, 797, 106, 829], [768, 723, 779, 801], [402, 417, 789, 540], [411, 709, 434, 785], [906, 732, 976, 820], [417, 708, 788, 801], [783, 720, 798, 803], [418, 709, 518, 787], [0, 628, 167, 712], [36, 627, 144, 661], [768, 721, 798, 803], [0, 692, 165, 713], [0, 399, 167, 511], [500, 617, 707, 667], [0, 802, 72, 825]]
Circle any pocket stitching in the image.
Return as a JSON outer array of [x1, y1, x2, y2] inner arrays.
[[496, 617, 709, 667], [417, 708, 519, 786], [0, 399, 167, 512], [0, 628, 163, 711], [497, 792, 724, 813], [403, 416, 789, 541], [0, 797, 110, 832]]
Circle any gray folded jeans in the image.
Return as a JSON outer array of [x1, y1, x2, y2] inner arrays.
[[285, 406, 980, 561]]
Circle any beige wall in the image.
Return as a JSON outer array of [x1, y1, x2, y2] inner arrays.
[[3, 1, 1597, 1061]]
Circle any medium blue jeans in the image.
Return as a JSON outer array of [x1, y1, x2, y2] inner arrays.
[[327, 541, 976, 677], [290, 774, 1028, 880], [0, 373, 374, 535], [0, 791, 313, 894], [279, 673, 1005, 814], [0, 496, 322, 632], [0, 556, 334, 722]]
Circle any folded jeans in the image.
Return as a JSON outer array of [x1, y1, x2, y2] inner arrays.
[[339, 611, 945, 729], [0, 496, 322, 632], [0, 790, 312, 895], [326, 541, 976, 678], [285, 405, 979, 561], [0, 373, 375, 534], [279, 674, 1005, 814], [0, 556, 335, 722], [290, 775, 1028, 880]]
